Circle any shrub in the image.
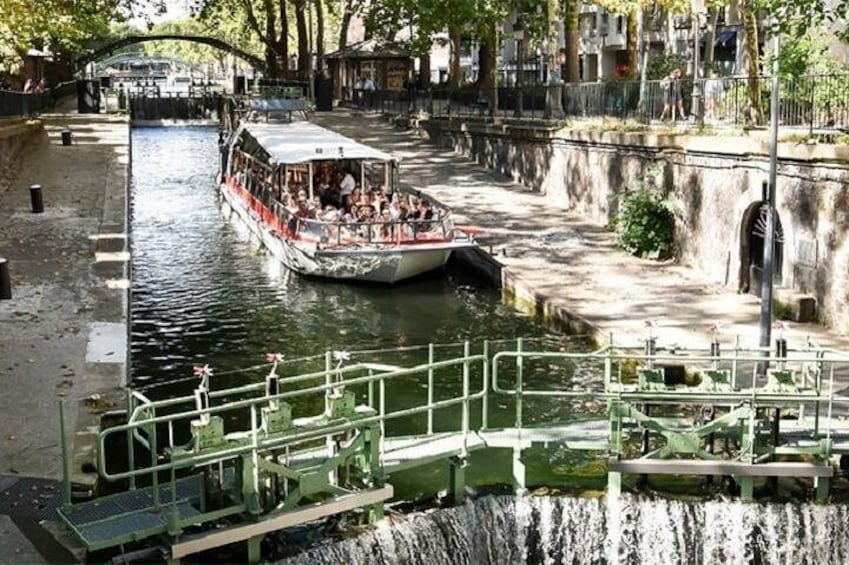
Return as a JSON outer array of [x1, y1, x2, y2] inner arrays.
[[613, 174, 675, 260]]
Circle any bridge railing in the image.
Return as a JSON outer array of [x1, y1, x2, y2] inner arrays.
[[490, 338, 846, 462], [89, 345, 487, 485]]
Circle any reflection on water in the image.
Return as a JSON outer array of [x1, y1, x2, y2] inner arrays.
[[130, 126, 567, 387]]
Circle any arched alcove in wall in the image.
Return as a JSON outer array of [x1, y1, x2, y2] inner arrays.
[[739, 201, 785, 295]]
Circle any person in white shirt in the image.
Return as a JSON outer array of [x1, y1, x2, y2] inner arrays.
[[339, 171, 356, 196], [362, 77, 376, 109]]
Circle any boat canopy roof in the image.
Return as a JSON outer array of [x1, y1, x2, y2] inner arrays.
[[239, 121, 395, 165]]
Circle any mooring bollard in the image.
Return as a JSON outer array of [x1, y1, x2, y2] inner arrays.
[[29, 184, 44, 213], [61, 129, 72, 146], [0, 257, 11, 300]]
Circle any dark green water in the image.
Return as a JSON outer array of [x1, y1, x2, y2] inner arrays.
[[129, 127, 594, 499]]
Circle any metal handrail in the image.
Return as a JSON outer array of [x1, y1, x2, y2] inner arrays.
[[97, 352, 487, 481]]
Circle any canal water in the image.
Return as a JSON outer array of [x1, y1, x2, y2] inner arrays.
[[129, 126, 592, 500], [131, 127, 557, 380]]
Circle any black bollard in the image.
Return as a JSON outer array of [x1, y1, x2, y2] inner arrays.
[[29, 184, 44, 213], [0, 257, 10, 299], [61, 129, 72, 146]]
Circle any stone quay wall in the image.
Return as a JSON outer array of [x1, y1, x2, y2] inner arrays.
[[423, 118, 849, 334], [0, 118, 42, 180]]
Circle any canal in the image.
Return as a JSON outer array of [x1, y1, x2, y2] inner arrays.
[[129, 126, 593, 501]]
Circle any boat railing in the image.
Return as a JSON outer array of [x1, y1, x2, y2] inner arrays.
[[278, 206, 460, 248], [226, 173, 471, 248]]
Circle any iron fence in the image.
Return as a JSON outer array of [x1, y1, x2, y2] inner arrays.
[[0, 80, 78, 118], [0, 89, 53, 118], [376, 74, 849, 132]]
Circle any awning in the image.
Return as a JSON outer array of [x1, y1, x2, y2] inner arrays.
[[241, 121, 396, 164], [716, 30, 736, 46]]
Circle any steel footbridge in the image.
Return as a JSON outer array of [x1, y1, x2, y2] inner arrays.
[[56, 335, 849, 562]]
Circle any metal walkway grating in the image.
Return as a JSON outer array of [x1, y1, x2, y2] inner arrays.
[[59, 474, 204, 550]]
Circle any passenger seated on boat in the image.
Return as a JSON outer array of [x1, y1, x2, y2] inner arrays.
[[410, 200, 435, 232], [388, 200, 402, 220], [350, 186, 362, 205], [283, 194, 298, 214], [379, 209, 395, 241]]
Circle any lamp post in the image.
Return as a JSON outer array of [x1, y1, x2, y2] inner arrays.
[[758, 28, 781, 372], [513, 13, 525, 118]]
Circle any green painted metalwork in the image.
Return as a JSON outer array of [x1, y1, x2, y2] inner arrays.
[[58, 337, 849, 562]]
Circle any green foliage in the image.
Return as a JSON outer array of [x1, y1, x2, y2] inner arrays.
[[763, 36, 844, 79], [646, 53, 687, 80], [613, 169, 675, 260], [758, 0, 849, 43], [0, 0, 128, 73]]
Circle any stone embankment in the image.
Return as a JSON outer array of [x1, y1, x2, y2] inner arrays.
[[313, 111, 849, 357], [0, 111, 130, 563]]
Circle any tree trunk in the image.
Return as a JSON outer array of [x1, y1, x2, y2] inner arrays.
[[294, 0, 310, 79], [476, 23, 498, 118], [636, 7, 649, 119], [626, 7, 638, 77], [487, 23, 499, 118], [418, 52, 431, 90], [665, 9, 674, 55], [264, 0, 278, 77], [741, 0, 764, 125], [448, 23, 461, 88], [545, 0, 563, 117], [477, 36, 493, 91], [563, 0, 580, 82], [703, 8, 719, 73], [316, 0, 325, 74], [277, 0, 290, 77], [338, 1, 353, 50]]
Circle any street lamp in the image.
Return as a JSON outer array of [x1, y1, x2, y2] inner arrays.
[[513, 13, 525, 118], [758, 26, 781, 374]]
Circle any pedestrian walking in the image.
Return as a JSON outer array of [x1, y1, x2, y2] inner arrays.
[[362, 76, 376, 110], [660, 69, 686, 121]]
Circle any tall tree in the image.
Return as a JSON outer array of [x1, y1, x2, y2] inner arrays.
[[739, 0, 764, 124], [315, 0, 326, 73], [563, 0, 581, 82], [294, 0, 310, 78], [195, 0, 290, 77]]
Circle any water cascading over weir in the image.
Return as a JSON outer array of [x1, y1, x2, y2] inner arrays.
[[277, 495, 849, 564]]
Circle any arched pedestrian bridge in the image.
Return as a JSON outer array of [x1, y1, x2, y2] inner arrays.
[[76, 34, 265, 73]]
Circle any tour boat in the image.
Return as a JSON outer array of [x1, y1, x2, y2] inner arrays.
[[219, 120, 476, 283]]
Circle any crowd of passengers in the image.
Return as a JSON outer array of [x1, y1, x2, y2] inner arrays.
[[232, 153, 444, 243]]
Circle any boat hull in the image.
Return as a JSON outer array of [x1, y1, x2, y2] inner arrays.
[[219, 183, 465, 283]]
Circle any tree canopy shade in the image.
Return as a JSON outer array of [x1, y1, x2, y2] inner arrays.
[[0, 0, 136, 73]]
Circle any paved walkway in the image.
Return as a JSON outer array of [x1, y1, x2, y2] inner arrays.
[[0, 110, 129, 564], [313, 110, 849, 362]]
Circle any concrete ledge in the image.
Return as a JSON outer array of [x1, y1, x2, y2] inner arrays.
[[171, 485, 394, 559], [609, 458, 833, 477], [501, 269, 602, 344]]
